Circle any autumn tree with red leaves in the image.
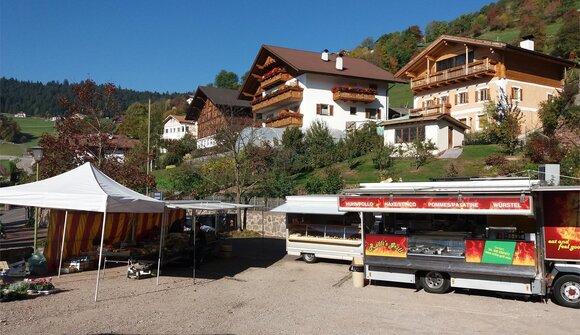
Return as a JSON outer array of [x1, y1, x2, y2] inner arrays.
[[38, 80, 154, 192]]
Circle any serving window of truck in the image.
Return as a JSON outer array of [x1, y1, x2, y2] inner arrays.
[[338, 180, 580, 309]]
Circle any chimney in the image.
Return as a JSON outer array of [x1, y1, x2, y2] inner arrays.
[[520, 35, 535, 51], [321, 49, 329, 61], [336, 52, 344, 71]]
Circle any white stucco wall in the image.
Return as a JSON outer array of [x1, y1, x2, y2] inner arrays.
[[162, 117, 197, 140], [382, 120, 466, 155], [299, 73, 388, 132]]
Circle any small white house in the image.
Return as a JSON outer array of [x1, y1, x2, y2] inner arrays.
[[162, 115, 197, 141], [14, 112, 26, 118], [380, 114, 468, 155]]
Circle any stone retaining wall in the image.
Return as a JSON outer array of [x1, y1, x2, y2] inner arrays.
[[244, 210, 286, 238]]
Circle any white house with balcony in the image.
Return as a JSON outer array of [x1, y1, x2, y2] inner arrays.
[[162, 115, 197, 140], [237, 45, 405, 134]]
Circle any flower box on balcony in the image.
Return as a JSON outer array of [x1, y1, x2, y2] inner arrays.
[[259, 72, 293, 90], [332, 86, 376, 103], [265, 111, 303, 128], [252, 85, 303, 112]]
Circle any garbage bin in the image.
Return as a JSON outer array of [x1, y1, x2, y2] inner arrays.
[[350, 265, 365, 288]]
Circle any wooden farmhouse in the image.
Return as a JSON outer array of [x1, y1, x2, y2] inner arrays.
[[394, 35, 576, 134]]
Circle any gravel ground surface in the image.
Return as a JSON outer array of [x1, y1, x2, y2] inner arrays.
[[1, 237, 577, 335]]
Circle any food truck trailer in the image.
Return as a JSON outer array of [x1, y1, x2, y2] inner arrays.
[[272, 195, 363, 263], [338, 179, 580, 308]]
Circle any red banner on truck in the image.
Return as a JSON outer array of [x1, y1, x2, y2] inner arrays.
[[543, 191, 580, 261], [339, 196, 532, 214]]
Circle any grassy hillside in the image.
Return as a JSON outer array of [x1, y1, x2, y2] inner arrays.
[[478, 22, 563, 51], [389, 83, 413, 108], [0, 115, 55, 156], [296, 144, 503, 188]]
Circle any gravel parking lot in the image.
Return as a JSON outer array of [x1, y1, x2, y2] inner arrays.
[[1, 237, 577, 335]]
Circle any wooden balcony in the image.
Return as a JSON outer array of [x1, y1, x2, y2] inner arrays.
[[265, 112, 303, 128], [409, 103, 451, 116], [411, 59, 498, 92], [259, 72, 293, 90], [332, 89, 376, 103], [252, 86, 303, 112]]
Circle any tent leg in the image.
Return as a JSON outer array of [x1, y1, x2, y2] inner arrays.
[[57, 211, 69, 278], [156, 209, 167, 286], [94, 210, 107, 302]]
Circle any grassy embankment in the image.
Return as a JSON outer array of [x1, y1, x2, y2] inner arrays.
[[0, 116, 55, 156]]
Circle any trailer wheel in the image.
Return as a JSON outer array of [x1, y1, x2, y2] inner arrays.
[[302, 253, 317, 263], [420, 271, 450, 294], [553, 274, 580, 308]]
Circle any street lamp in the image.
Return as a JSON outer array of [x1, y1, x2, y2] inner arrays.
[[31, 146, 44, 250]]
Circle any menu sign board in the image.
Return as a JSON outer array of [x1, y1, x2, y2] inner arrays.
[[339, 196, 532, 214], [365, 235, 407, 258], [542, 191, 580, 261], [466, 240, 536, 266]]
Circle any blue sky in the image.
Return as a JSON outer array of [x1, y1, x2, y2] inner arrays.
[[1, 1, 493, 93]]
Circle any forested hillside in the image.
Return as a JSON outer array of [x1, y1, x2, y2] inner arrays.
[[0, 77, 186, 117], [349, 0, 579, 75]]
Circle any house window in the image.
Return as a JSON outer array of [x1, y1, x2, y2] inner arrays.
[[477, 114, 487, 130], [458, 117, 468, 126], [350, 107, 357, 115], [425, 99, 434, 107], [365, 108, 380, 119], [511, 87, 522, 101], [316, 104, 333, 116], [547, 93, 554, 102], [476, 88, 490, 102], [369, 83, 378, 91], [456, 92, 468, 105], [165, 129, 168, 133], [435, 51, 475, 72], [396, 126, 426, 143], [440, 95, 448, 104]]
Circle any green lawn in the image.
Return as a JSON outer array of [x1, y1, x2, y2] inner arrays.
[[477, 22, 563, 53], [14, 116, 55, 147], [0, 143, 26, 156], [389, 83, 413, 108], [295, 144, 503, 189]]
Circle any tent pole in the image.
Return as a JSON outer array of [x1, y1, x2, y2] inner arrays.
[[57, 210, 69, 278], [193, 211, 196, 282], [156, 208, 167, 285], [94, 209, 108, 302]]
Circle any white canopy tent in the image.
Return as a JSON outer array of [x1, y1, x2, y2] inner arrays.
[[0, 162, 165, 301]]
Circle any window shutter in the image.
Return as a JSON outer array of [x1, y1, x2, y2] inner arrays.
[[511, 87, 515, 100], [454, 94, 458, 105], [365, 109, 370, 119], [329, 105, 334, 116], [466, 92, 469, 103], [520, 89, 523, 101], [475, 91, 479, 102], [377, 109, 381, 119], [316, 104, 321, 115]]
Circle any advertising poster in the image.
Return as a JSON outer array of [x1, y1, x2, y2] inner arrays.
[[365, 235, 407, 258], [481, 240, 516, 265], [465, 239, 485, 263], [512, 241, 536, 266], [543, 191, 580, 261]]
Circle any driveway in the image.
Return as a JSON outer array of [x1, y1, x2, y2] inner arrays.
[[0, 237, 576, 334]]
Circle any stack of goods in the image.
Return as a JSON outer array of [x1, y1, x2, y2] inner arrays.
[[61, 256, 93, 273]]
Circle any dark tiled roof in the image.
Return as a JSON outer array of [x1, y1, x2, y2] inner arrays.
[[379, 113, 469, 130], [239, 45, 405, 100], [187, 86, 251, 120]]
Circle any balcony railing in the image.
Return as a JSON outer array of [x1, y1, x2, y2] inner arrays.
[[265, 112, 303, 128], [252, 85, 303, 112], [332, 86, 376, 103], [411, 59, 497, 91], [259, 72, 293, 90], [409, 103, 451, 116]]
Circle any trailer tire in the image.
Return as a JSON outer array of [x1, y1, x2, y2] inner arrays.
[[552, 274, 580, 308], [302, 253, 317, 263], [420, 271, 450, 294]]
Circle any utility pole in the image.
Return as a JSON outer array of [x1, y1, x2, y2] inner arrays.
[[146, 98, 151, 196]]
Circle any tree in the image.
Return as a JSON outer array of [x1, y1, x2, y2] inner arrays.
[[371, 144, 395, 171], [405, 140, 437, 169], [39, 80, 154, 191], [0, 114, 22, 143], [551, 9, 579, 59], [481, 89, 524, 155], [424, 21, 448, 43], [519, 0, 546, 51], [304, 120, 336, 169], [214, 70, 240, 89]]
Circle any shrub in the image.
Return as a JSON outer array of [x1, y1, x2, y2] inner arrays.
[[463, 131, 494, 145], [445, 162, 459, 177], [485, 153, 507, 167], [371, 144, 395, 170], [523, 132, 563, 163], [305, 175, 324, 194]]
